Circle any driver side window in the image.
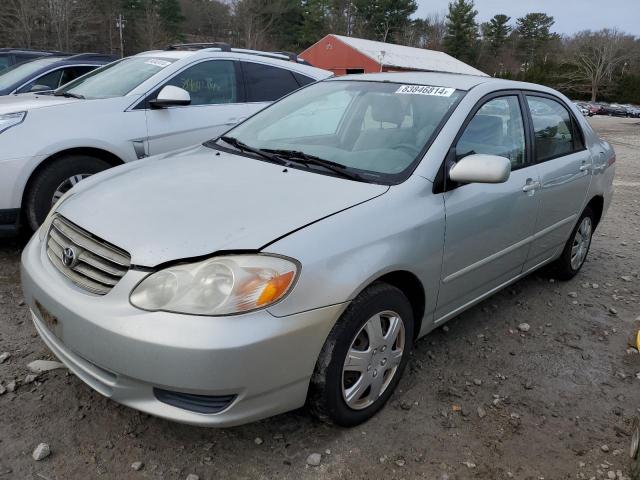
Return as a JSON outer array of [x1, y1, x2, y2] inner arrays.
[[163, 60, 237, 106], [457, 96, 527, 169], [17, 69, 62, 93]]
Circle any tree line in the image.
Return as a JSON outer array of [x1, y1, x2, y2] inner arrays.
[[1, 0, 639, 103]]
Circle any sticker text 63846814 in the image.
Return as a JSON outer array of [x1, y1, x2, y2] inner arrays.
[[144, 59, 172, 68], [395, 85, 456, 97]]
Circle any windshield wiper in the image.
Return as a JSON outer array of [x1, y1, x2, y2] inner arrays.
[[53, 91, 85, 99], [262, 148, 364, 181], [218, 136, 285, 165]]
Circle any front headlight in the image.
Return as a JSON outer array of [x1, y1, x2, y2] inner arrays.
[[130, 254, 299, 315], [0, 111, 26, 134]]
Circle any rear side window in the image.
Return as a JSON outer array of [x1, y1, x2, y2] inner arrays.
[[293, 72, 314, 87], [242, 62, 300, 102], [526, 96, 576, 162], [60, 66, 96, 85]]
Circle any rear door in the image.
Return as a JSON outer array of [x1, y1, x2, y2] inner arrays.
[[435, 93, 541, 321], [522, 94, 593, 270], [145, 59, 251, 155]]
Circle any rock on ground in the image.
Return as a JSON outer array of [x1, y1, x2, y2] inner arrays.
[[27, 360, 65, 373], [32, 443, 50, 461]]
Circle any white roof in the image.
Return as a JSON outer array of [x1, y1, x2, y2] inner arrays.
[[330, 71, 492, 91], [332, 35, 488, 77]]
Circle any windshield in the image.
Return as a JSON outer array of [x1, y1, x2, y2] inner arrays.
[[0, 57, 61, 90], [219, 80, 463, 183], [57, 56, 177, 99]]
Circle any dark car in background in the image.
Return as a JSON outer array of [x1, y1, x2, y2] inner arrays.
[[623, 105, 640, 118], [599, 103, 629, 117], [0, 48, 65, 72], [0, 53, 116, 95]]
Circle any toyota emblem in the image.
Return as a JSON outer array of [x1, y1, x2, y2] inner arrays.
[[62, 246, 77, 268]]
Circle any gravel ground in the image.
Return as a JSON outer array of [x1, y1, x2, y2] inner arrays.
[[0, 116, 639, 480]]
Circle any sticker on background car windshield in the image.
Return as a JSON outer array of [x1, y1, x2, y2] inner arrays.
[[395, 85, 455, 97], [144, 59, 171, 68]]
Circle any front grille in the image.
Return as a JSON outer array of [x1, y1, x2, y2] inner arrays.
[[46, 215, 131, 295]]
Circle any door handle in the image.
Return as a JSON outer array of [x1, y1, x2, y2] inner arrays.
[[522, 179, 541, 193], [579, 163, 592, 172]]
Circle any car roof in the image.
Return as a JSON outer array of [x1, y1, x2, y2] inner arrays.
[[133, 48, 331, 79], [0, 48, 64, 55], [327, 71, 559, 94]]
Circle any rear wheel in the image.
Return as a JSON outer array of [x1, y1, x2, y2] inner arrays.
[[551, 207, 595, 280], [24, 155, 111, 231], [308, 282, 414, 426]]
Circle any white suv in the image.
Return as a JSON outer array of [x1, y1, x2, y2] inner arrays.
[[0, 43, 331, 233]]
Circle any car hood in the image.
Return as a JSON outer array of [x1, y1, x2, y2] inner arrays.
[[58, 146, 388, 267], [0, 93, 80, 114]]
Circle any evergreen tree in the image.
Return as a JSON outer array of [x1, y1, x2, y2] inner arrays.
[[300, 0, 331, 47], [443, 0, 478, 63], [516, 12, 555, 69], [353, 0, 417, 43], [482, 14, 511, 57]]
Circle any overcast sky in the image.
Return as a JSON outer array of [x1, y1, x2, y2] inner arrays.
[[415, 0, 640, 36]]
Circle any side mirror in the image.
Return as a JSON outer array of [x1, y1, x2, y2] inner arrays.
[[29, 84, 52, 93], [149, 85, 191, 109], [449, 154, 511, 184]]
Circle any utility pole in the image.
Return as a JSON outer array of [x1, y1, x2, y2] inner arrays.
[[116, 14, 126, 58]]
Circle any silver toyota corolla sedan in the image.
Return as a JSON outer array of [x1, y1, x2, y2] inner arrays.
[[21, 72, 615, 427]]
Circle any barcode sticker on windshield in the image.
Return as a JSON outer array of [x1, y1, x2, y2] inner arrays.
[[144, 59, 171, 68], [395, 85, 455, 97]]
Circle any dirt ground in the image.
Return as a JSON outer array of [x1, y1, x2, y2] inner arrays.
[[0, 116, 639, 480]]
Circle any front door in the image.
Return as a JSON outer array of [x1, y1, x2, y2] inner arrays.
[[146, 59, 254, 156], [435, 94, 540, 321], [523, 94, 593, 270]]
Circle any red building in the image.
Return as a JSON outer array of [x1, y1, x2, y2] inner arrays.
[[300, 34, 487, 77]]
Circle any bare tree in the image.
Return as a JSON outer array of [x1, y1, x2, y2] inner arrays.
[[425, 12, 446, 51], [137, 1, 170, 50], [181, 0, 232, 43], [0, 0, 42, 48], [232, 0, 286, 49], [565, 29, 636, 102], [43, 0, 95, 51]]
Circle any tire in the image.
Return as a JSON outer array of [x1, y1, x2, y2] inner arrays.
[[24, 155, 111, 231], [308, 282, 414, 427], [631, 417, 640, 480], [550, 206, 595, 280]]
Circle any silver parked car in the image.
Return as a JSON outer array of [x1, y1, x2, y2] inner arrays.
[[21, 72, 615, 427]]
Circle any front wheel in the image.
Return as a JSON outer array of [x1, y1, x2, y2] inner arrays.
[[551, 207, 595, 280], [631, 417, 640, 480], [24, 155, 111, 231], [308, 282, 414, 427]]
